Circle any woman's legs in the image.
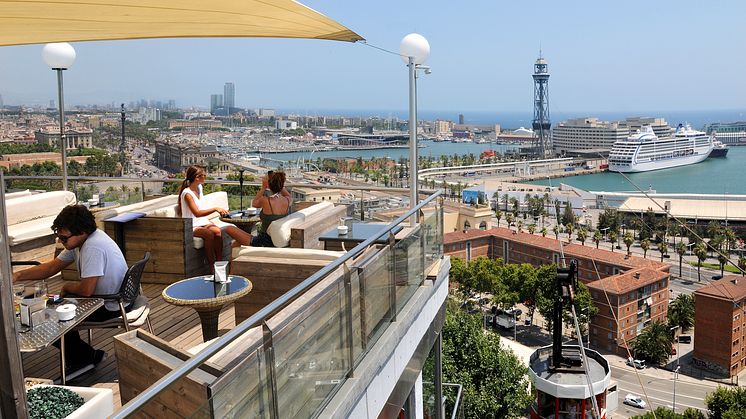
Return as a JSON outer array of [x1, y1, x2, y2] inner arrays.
[[206, 225, 223, 262], [193, 227, 218, 266], [224, 225, 252, 247]]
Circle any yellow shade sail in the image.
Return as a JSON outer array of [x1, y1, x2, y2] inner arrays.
[[0, 0, 363, 46]]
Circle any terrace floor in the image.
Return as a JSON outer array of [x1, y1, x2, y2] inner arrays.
[[21, 275, 237, 409]]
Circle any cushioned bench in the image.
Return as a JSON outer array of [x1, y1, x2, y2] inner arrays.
[[7, 191, 76, 263]]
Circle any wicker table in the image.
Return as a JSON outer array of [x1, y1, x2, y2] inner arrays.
[[17, 297, 104, 385], [162, 275, 252, 341], [220, 211, 260, 234]]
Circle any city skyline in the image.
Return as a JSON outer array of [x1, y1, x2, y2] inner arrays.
[[0, 1, 744, 114]]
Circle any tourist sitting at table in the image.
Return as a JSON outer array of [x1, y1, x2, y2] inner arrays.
[[12, 205, 128, 376], [232, 171, 292, 248], [177, 165, 251, 266]]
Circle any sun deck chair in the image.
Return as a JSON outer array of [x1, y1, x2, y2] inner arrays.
[[75, 252, 154, 341]]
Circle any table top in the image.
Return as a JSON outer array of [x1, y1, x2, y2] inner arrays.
[[17, 298, 104, 353], [106, 212, 146, 223], [318, 223, 403, 244], [162, 275, 252, 310]]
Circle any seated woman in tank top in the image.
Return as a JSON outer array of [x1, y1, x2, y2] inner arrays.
[[235, 171, 292, 247], [177, 166, 252, 267]]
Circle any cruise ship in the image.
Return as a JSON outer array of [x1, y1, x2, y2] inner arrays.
[[608, 124, 713, 173]]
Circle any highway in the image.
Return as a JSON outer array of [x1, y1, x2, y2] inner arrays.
[[611, 363, 722, 418]]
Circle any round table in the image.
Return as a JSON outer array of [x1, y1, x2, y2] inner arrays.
[[162, 275, 252, 341], [220, 214, 261, 234]]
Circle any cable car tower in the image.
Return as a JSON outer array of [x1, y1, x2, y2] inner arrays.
[[532, 53, 551, 157]]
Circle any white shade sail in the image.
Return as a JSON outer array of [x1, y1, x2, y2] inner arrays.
[[0, 0, 363, 46]]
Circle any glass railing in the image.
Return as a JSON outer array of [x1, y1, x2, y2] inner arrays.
[[109, 190, 444, 418], [3, 175, 419, 220]]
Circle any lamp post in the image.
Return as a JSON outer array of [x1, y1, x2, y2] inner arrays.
[[673, 365, 681, 413], [41, 42, 75, 191], [42, 43, 76, 192], [238, 169, 245, 209], [400, 33, 430, 224]]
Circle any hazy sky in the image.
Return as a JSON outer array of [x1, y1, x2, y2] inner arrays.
[[0, 0, 744, 114]]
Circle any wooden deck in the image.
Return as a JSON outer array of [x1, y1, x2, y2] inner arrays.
[[21, 275, 237, 410]]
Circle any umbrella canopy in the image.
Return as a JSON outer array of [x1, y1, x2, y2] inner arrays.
[[0, 0, 363, 46]]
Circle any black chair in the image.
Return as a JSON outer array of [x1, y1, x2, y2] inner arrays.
[[75, 252, 154, 340]]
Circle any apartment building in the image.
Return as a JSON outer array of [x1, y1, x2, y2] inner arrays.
[[694, 276, 746, 377], [587, 268, 669, 356], [552, 118, 628, 155], [444, 227, 670, 355]]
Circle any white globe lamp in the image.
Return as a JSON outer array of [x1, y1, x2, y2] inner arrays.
[[400, 33, 430, 65], [42, 42, 76, 69]]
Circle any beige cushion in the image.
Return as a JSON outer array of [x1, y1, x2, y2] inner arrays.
[[265, 201, 335, 248], [7, 216, 57, 246], [232, 246, 343, 261], [97, 195, 177, 220], [6, 189, 31, 200], [6, 191, 76, 226]]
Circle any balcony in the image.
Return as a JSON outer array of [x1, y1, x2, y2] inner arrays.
[[1, 175, 450, 418]]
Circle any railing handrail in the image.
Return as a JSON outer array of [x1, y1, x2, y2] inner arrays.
[[111, 190, 442, 418], [443, 383, 463, 419], [3, 174, 433, 194]]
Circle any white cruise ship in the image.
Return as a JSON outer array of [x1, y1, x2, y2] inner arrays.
[[608, 124, 713, 173]]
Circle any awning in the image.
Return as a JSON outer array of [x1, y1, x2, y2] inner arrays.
[[0, 0, 363, 46]]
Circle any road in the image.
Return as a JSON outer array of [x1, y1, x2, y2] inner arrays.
[[611, 363, 720, 418]]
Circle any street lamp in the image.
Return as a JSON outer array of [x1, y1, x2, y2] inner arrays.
[[42, 43, 76, 191], [673, 365, 681, 413], [400, 33, 430, 223]]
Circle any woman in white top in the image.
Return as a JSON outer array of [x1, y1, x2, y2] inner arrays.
[[177, 165, 250, 267]]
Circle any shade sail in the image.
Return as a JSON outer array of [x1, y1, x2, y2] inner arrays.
[[0, 0, 363, 46]]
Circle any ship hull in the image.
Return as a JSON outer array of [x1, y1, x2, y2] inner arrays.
[[610, 151, 710, 173]]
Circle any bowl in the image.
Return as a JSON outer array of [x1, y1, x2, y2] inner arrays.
[[337, 225, 348, 235], [245, 207, 258, 216]]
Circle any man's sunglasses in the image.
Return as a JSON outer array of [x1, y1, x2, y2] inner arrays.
[[56, 234, 73, 243]]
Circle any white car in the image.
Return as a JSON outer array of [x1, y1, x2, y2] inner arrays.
[[624, 394, 646, 409]]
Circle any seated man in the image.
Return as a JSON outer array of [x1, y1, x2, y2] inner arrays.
[[13, 205, 129, 376]]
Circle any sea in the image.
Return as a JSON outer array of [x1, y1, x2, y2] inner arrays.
[[267, 109, 746, 195]]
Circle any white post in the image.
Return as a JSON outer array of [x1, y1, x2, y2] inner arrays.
[[408, 56, 419, 225], [56, 69, 68, 191]]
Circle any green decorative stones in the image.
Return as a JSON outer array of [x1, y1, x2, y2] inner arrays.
[[27, 386, 85, 419]]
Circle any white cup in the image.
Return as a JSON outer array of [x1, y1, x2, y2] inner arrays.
[[337, 225, 348, 235]]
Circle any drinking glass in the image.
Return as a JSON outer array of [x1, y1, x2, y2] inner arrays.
[[13, 284, 24, 316], [34, 281, 47, 299]]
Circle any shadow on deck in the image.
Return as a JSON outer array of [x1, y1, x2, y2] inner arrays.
[[21, 275, 236, 409]]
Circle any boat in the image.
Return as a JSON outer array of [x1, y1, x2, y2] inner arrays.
[[608, 124, 713, 173], [708, 138, 729, 158]]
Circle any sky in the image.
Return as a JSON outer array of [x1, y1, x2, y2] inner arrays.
[[0, 1, 744, 115]]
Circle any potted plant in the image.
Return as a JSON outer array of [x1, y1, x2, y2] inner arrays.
[[27, 385, 113, 419]]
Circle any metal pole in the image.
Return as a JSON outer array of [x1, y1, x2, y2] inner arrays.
[[0, 172, 29, 418], [513, 310, 516, 341], [121, 104, 126, 176], [673, 366, 680, 413], [408, 57, 419, 226], [434, 333, 444, 419], [56, 69, 68, 191]]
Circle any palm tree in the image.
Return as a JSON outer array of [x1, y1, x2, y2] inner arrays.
[[657, 241, 668, 262], [502, 194, 509, 212], [565, 223, 574, 243], [609, 231, 618, 252], [632, 321, 673, 365], [553, 225, 560, 240], [528, 224, 536, 235], [540, 227, 548, 237], [593, 231, 602, 249], [495, 208, 502, 227], [517, 220, 523, 233], [505, 213, 514, 228], [640, 239, 651, 258], [739, 256, 746, 277], [577, 228, 588, 246], [676, 241, 687, 278], [694, 242, 708, 282], [668, 294, 695, 332], [718, 252, 729, 276], [623, 232, 634, 256]]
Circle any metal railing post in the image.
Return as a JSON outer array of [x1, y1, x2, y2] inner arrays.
[[0, 172, 28, 418], [262, 323, 280, 419], [388, 231, 397, 322], [435, 333, 444, 419], [344, 268, 355, 377]]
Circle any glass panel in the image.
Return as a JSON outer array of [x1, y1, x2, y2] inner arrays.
[[269, 276, 350, 418], [394, 224, 423, 313], [422, 199, 444, 274], [349, 269, 364, 367], [358, 246, 393, 348], [189, 345, 270, 419]]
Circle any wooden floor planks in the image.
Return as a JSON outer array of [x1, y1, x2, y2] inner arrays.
[[20, 275, 238, 410]]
